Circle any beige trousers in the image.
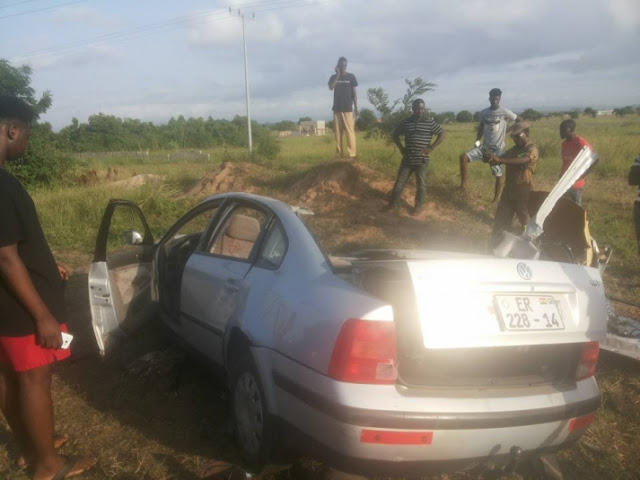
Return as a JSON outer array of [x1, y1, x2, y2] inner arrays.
[[333, 111, 356, 158]]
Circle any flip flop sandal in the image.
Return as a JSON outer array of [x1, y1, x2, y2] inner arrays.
[[52, 456, 78, 480], [17, 434, 70, 469]]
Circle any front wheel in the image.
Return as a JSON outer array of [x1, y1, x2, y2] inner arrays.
[[232, 356, 273, 470]]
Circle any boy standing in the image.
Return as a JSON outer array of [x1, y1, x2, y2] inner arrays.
[[459, 88, 519, 203], [0, 96, 95, 479], [559, 119, 594, 206], [328, 56, 358, 159]]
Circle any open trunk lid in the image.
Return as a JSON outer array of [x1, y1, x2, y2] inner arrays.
[[352, 256, 607, 350]]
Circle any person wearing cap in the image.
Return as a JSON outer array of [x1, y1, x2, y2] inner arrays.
[[459, 88, 520, 203], [559, 119, 594, 206], [485, 122, 539, 247], [629, 154, 640, 255]]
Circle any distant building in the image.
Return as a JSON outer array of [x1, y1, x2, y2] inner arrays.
[[299, 120, 326, 136], [596, 109, 614, 116]]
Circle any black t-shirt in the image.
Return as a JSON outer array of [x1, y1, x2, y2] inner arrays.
[[328, 72, 358, 112], [0, 168, 65, 336]]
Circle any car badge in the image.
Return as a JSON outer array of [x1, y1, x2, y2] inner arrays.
[[517, 262, 532, 280]]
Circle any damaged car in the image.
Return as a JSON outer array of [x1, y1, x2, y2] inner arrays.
[[88, 148, 609, 476]]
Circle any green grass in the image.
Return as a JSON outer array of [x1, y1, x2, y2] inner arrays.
[[3, 113, 639, 480]]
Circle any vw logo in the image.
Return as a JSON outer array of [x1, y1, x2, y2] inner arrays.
[[517, 263, 532, 280]]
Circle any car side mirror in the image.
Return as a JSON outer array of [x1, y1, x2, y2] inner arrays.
[[123, 230, 143, 245]]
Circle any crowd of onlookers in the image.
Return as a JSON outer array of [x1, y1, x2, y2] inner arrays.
[[328, 56, 640, 255]]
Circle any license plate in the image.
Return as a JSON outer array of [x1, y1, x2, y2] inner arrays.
[[495, 295, 564, 331]]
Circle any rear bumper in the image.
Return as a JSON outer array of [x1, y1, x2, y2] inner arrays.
[[277, 416, 580, 476], [268, 360, 600, 473], [274, 372, 600, 430]]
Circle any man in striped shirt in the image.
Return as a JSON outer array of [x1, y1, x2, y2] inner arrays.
[[386, 99, 446, 215]]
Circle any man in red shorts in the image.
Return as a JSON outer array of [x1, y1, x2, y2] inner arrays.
[[0, 96, 95, 479]]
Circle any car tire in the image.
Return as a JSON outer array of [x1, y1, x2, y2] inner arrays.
[[231, 355, 273, 471]]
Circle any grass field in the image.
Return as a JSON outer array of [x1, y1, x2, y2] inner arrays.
[[1, 113, 639, 479]]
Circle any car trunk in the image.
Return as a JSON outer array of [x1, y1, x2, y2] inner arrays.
[[341, 250, 607, 389]]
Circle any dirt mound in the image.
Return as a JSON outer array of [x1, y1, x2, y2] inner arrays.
[[186, 162, 255, 197], [112, 174, 164, 188], [288, 160, 386, 211]]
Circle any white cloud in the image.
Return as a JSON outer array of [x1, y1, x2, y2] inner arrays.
[[607, 0, 640, 30], [188, 11, 284, 46], [51, 6, 117, 26]]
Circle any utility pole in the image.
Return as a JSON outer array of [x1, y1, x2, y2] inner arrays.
[[230, 8, 254, 154]]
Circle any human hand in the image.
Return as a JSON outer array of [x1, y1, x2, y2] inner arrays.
[[35, 313, 62, 349], [354, 108, 358, 118], [57, 264, 69, 281], [422, 147, 434, 155], [335, 66, 340, 74]]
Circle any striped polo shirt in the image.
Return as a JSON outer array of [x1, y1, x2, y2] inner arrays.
[[394, 115, 444, 166]]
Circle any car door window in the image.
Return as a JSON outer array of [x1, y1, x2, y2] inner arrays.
[[106, 206, 150, 257], [255, 221, 287, 269], [208, 206, 267, 260], [158, 201, 222, 316]]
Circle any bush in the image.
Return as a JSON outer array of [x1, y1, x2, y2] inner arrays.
[[456, 110, 473, 123], [6, 124, 74, 187], [255, 134, 281, 160]]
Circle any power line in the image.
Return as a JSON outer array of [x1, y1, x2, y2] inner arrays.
[[0, 0, 48, 10], [0, 0, 87, 20], [12, 0, 319, 62]]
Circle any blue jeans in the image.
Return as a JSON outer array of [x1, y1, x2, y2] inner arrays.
[[389, 162, 428, 207], [563, 188, 583, 206]]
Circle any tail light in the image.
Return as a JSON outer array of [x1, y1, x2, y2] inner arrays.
[[576, 341, 599, 381], [328, 318, 397, 384], [568, 412, 596, 432]]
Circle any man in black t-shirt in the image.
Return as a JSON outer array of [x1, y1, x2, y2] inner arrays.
[[0, 96, 95, 478], [328, 56, 358, 159]]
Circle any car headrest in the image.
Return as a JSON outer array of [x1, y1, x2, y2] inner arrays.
[[227, 214, 260, 242]]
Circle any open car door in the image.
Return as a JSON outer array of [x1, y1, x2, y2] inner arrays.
[[88, 199, 155, 355]]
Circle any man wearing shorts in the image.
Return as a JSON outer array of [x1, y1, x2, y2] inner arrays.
[[0, 96, 95, 479], [459, 88, 519, 203]]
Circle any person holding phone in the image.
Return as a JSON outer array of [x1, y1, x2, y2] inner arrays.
[[0, 96, 95, 479], [328, 56, 358, 159]]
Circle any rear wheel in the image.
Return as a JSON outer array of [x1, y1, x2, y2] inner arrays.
[[232, 355, 273, 470]]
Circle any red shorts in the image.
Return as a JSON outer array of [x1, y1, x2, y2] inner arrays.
[[0, 324, 71, 372]]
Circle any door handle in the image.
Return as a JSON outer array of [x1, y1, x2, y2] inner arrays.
[[225, 280, 240, 292]]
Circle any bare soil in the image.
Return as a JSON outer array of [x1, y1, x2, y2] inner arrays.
[[2, 160, 639, 480]]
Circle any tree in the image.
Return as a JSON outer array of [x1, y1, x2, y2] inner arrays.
[[355, 108, 377, 132], [568, 109, 580, 120], [271, 120, 297, 132], [614, 106, 635, 117], [0, 59, 52, 118], [298, 116, 312, 124], [0, 59, 72, 186], [456, 110, 473, 123], [583, 107, 597, 118], [521, 108, 543, 121], [433, 112, 455, 124], [366, 77, 436, 141], [473, 111, 481, 122]]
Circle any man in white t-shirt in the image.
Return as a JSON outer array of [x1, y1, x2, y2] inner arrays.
[[459, 88, 520, 203]]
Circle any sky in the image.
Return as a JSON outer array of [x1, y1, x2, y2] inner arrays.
[[3, 0, 640, 130]]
